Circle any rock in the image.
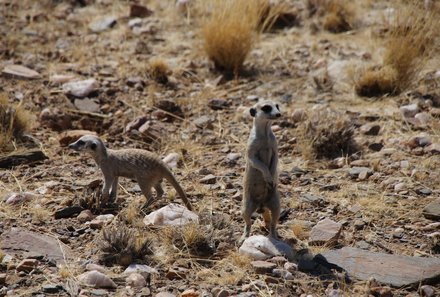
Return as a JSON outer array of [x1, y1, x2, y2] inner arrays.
[[291, 108, 307, 123], [0, 149, 48, 169], [348, 167, 373, 179], [360, 123, 381, 135], [251, 260, 277, 274], [129, 4, 153, 18], [63, 79, 98, 98], [284, 262, 298, 273], [239, 235, 295, 261], [212, 288, 230, 297], [407, 134, 432, 148], [394, 182, 407, 192], [369, 142, 384, 152], [156, 292, 176, 297], [0, 273, 5, 286], [2, 64, 41, 79], [199, 174, 216, 184], [77, 210, 95, 223], [414, 112, 432, 126], [300, 193, 326, 206], [49, 74, 76, 84], [54, 206, 84, 219], [369, 286, 393, 297], [353, 219, 365, 230], [154, 99, 184, 120], [90, 214, 114, 229], [78, 270, 117, 289], [226, 153, 241, 162], [74, 98, 100, 113], [124, 264, 158, 279], [416, 188, 432, 196], [425, 143, 440, 154], [143, 203, 198, 226], [16, 258, 38, 272], [89, 16, 117, 33], [125, 116, 148, 132], [3, 192, 36, 205], [272, 268, 294, 280], [208, 98, 229, 110], [400, 104, 419, 118], [166, 268, 186, 280], [86, 264, 107, 273], [162, 153, 180, 169], [126, 273, 146, 288], [181, 289, 199, 297], [42, 284, 63, 294], [59, 130, 97, 146], [193, 115, 214, 129], [309, 218, 342, 246], [423, 199, 440, 221], [420, 285, 435, 297], [1, 228, 71, 264], [321, 247, 440, 287]]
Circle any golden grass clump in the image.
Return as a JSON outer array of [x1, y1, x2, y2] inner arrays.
[[307, 0, 354, 33], [147, 58, 170, 84], [356, 1, 440, 97], [299, 109, 359, 160], [99, 225, 154, 267], [161, 222, 214, 258], [0, 93, 31, 150], [201, 0, 272, 76]]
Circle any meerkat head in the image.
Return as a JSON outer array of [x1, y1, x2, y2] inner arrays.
[[69, 135, 106, 157], [249, 100, 281, 121]]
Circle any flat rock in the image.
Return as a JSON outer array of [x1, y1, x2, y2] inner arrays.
[[425, 143, 440, 154], [309, 218, 342, 245], [16, 258, 38, 272], [3, 191, 36, 205], [321, 247, 440, 287], [199, 174, 216, 184], [348, 167, 373, 179], [74, 98, 100, 113], [143, 203, 198, 226], [360, 123, 381, 135], [251, 260, 277, 274], [0, 228, 71, 264], [2, 64, 41, 79], [423, 199, 440, 221], [129, 4, 153, 18], [400, 103, 419, 118], [63, 79, 98, 98], [123, 264, 158, 279], [78, 270, 117, 289], [54, 205, 83, 219], [239, 235, 295, 261], [193, 115, 214, 129], [89, 16, 117, 33]]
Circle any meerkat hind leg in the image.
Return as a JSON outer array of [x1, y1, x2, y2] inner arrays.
[[240, 197, 258, 243], [267, 192, 280, 239], [109, 177, 119, 202], [154, 180, 164, 198], [137, 178, 155, 209]]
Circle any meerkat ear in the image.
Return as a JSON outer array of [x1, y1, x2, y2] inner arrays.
[[250, 108, 257, 117], [90, 142, 97, 150]]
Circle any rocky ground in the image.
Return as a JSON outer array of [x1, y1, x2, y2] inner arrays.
[[0, 0, 440, 296]]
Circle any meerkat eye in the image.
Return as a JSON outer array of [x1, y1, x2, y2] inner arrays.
[[77, 140, 85, 145], [261, 105, 272, 113], [90, 143, 97, 150]]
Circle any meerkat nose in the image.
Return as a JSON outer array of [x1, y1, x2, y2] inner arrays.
[[276, 113, 281, 117]]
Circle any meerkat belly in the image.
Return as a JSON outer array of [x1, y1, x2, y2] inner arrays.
[[245, 167, 268, 200]]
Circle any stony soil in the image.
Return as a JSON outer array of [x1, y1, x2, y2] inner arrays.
[[0, 0, 439, 296]]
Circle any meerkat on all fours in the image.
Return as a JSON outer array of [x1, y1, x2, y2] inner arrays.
[[69, 135, 193, 211], [241, 100, 281, 243]]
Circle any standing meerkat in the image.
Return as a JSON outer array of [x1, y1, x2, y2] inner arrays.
[[69, 135, 193, 211], [241, 100, 281, 242]]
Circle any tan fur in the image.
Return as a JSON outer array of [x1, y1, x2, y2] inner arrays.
[[241, 100, 281, 243], [69, 135, 192, 210]]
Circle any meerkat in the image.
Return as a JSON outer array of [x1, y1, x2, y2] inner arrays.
[[69, 135, 193, 211], [241, 100, 281, 243]]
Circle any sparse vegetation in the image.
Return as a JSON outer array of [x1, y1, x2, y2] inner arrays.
[[0, 93, 31, 151], [99, 225, 154, 267], [356, 1, 440, 97], [147, 58, 170, 84], [299, 109, 360, 160], [307, 0, 355, 33], [201, 0, 273, 76]]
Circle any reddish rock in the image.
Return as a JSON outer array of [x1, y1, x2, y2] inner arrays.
[[309, 218, 342, 245], [251, 260, 277, 274], [16, 259, 38, 272]]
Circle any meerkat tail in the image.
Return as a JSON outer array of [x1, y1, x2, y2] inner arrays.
[[163, 168, 193, 211]]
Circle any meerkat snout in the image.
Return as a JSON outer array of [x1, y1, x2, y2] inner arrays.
[[249, 101, 281, 119]]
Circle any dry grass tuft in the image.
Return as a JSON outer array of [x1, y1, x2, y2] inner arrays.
[[161, 222, 214, 258], [299, 109, 359, 160], [201, 0, 274, 77], [307, 0, 354, 33], [147, 58, 170, 84], [0, 93, 32, 151], [99, 225, 154, 267], [356, 1, 440, 97]]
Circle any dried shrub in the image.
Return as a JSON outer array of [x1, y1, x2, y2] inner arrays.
[[356, 1, 440, 97], [201, 0, 275, 77], [99, 225, 154, 267], [307, 0, 354, 33], [300, 109, 359, 159], [0, 93, 31, 150], [161, 222, 214, 257], [147, 58, 170, 84]]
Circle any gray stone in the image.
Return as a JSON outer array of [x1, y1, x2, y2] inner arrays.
[[421, 285, 435, 297], [300, 193, 326, 206], [16, 258, 38, 272], [193, 115, 214, 129], [199, 174, 216, 184], [1, 228, 71, 264], [348, 167, 373, 179], [63, 79, 98, 98], [425, 143, 440, 154], [400, 103, 419, 118], [321, 247, 440, 287], [74, 98, 100, 113], [239, 235, 295, 261], [360, 123, 380, 135], [155, 293, 176, 297], [89, 16, 117, 32], [42, 284, 63, 294], [2, 64, 41, 79], [423, 199, 440, 221], [309, 218, 342, 245]]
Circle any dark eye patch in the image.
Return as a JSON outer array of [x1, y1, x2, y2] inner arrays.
[[261, 105, 272, 113], [276, 104, 279, 110], [77, 140, 85, 145]]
